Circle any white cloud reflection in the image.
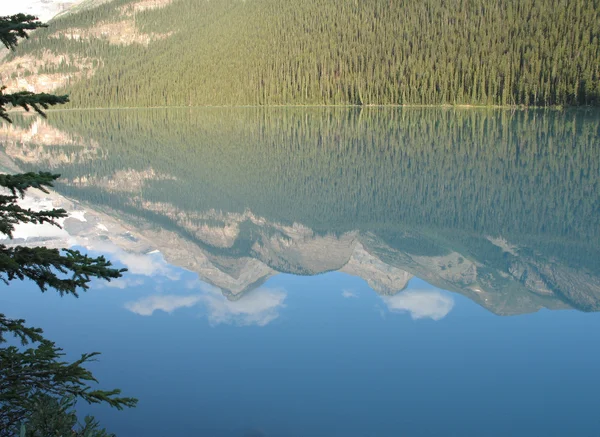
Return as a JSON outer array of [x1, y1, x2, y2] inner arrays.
[[342, 289, 357, 298], [124, 294, 203, 316], [102, 277, 145, 289], [125, 284, 287, 326], [382, 290, 454, 320], [200, 285, 287, 326]]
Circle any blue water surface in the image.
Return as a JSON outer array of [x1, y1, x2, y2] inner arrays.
[[3, 252, 600, 437]]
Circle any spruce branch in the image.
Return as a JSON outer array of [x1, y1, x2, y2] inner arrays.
[[0, 89, 69, 123], [0, 14, 45, 51]]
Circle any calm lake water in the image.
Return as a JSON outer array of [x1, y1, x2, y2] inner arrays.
[[2, 108, 600, 436]]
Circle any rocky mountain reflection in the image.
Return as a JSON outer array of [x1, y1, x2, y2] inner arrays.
[[1, 107, 598, 316]]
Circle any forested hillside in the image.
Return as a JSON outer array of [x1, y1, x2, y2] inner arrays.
[[4, 0, 600, 107]]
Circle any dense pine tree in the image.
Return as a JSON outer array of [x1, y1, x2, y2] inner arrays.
[[6, 0, 600, 107]]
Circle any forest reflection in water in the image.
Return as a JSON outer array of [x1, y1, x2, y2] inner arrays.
[[1, 107, 599, 316]]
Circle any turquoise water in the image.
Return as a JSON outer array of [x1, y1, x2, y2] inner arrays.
[[2, 108, 600, 436]]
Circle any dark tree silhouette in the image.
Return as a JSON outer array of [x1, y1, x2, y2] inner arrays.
[[0, 14, 136, 437]]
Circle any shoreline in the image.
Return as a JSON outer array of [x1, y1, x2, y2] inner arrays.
[[7, 103, 588, 114]]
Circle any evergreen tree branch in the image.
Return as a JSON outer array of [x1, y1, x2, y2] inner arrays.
[[0, 339, 137, 437], [0, 172, 61, 197], [0, 14, 45, 51], [0, 89, 69, 123], [0, 314, 44, 345], [0, 198, 67, 239], [0, 12, 136, 437], [0, 172, 70, 238], [0, 246, 126, 296], [0, 14, 68, 122]]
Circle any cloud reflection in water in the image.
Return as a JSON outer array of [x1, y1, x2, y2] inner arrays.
[[125, 294, 203, 316], [125, 284, 287, 327], [382, 290, 454, 320]]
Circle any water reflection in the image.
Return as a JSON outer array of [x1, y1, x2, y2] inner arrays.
[[125, 294, 203, 316], [381, 290, 454, 320], [124, 285, 287, 326], [1, 107, 599, 317]]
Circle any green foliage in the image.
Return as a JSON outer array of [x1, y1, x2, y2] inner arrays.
[[0, 171, 126, 294], [0, 14, 136, 437], [0, 89, 69, 123], [0, 315, 43, 345], [17, 395, 116, 437], [0, 317, 136, 437], [11, 0, 600, 107], [0, 14, 45, 50], [0, 181, 133, 437], [0, 14, 69, 122], [0, 246, 125, 295], [0, 172, 61, 198], [0, 179, 133, 437], [0, 172, 67, 238]]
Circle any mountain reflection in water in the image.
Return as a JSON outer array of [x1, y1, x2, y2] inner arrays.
[[1, 107, 598, 316]]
